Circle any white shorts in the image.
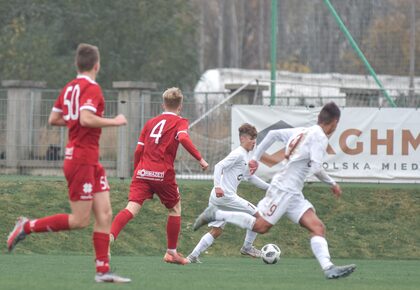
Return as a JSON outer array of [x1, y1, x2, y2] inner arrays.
[[257, 186, 314, 225], [208, 189, 258, 228]]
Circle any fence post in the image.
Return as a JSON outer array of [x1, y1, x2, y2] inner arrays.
[[2, 80, 46, 171], [113, 81, 157, 179]]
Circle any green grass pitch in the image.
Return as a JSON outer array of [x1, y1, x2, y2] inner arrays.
[[0, 255, 419, 290]]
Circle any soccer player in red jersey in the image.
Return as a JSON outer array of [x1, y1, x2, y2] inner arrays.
[[110, 87, 209, 265], [7, 43, 131, 283]]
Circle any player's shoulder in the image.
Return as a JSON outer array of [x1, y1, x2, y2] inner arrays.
[[76, 75, 102, 92], [228, 146, 246, 160], [162, 113, 189, 125], [307, 125, 328, 143]]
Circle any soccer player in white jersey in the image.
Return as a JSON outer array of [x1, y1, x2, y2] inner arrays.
[[193, 102, 356, 279], [187, 124, 269, 263]]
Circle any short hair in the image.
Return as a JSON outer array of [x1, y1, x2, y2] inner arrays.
[[239, 123, 257, 139], [163, 87, 183, 109], [75, 43, 99, 72], [318, 102, 341, 124]]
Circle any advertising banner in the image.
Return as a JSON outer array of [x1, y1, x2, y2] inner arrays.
[[232, 105, 420, 183]]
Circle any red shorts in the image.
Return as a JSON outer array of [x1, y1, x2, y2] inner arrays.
[[128, 178, 180, 209], [63, 161, 110, 201]]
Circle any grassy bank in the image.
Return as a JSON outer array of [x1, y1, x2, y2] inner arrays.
[[1, 175, 419, 259]]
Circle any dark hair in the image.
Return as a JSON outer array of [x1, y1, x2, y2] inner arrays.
[[75, 43, 99, 72], [318, 102, 341, 124], [239, 123, 257, 139]]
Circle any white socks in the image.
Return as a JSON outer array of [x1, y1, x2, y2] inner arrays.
[[243, 230, 258, 249], [310, 235, 333, 270], [214, 210, 256, 230], [189, 232, 215, 258]]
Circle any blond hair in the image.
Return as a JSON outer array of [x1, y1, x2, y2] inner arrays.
[[163, 87, 183, 109]]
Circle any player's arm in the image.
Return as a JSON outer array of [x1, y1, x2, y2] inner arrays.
[[213, 152, 239, 197], [177, 131, 208, 170], [311, 163, 341, 198], [49, 96, 66, 126], [213, 161, 224, 197], [133, 126, 147, 169], [246, 175, 270, 191], [48, 110, 66, 126], [80, 110, 127, 128], [133, 143, 144, 170], [249, 128, 296, 174], [310, 138, 341, 198]]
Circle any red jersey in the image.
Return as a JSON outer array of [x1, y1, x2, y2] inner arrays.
[[134, 112, 191, 181], [52, 75, 104, 165]]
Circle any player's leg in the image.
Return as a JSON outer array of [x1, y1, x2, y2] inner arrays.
[[163, 200, 189, 264], [214, 194, 262, 257], [194, 188, 285, 234], [299, 209, 332, 268], [110, 179, 151, 241], [110, 201, 141, 241], [92, 190, 131, 283], [299, 209, 356, 279], [193, 205, 257, 231], [153, 180, 188, 265], [241, 212, 263, 257], [7, 163, 94, 252], [218, 196, 263, 257], [188, 226, 223, 263], [92, 191, 112, 273]]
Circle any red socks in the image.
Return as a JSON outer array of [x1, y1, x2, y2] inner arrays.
[[93, 232, 110, 274], [24, 214, 70, 234], [110, 209, 134, 240], [166, 215, 181, 250]]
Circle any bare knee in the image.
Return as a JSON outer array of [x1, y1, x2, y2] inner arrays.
[[69, 214, 91, 229], [312, 222, 326, 237], [96, 207, 112, 227], [126, 201, 141, 217], [302, 220, 326, 236], [168, 201, 181, 216], [209, 227, 223, 238], [252, 218, 272, 234]]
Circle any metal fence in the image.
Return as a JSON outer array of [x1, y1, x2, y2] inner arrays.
[[0, 82, 418, 178]]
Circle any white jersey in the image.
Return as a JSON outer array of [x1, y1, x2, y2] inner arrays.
[[213, 146, 268, 197], [253, 125, 335, 195]]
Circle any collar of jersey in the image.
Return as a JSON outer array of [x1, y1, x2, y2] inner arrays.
[[76, 74, 97, 85], [162, 112, 177, 116]]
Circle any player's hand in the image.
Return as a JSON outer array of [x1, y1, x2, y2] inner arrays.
[[114, 114, 127, 126], [331, 183, 342, 198], [199, 158, 209, 171], [248, 159, 258, 175], [215, 187, 224, 198]]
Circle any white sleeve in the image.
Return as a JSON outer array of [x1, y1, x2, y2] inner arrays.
[[313, 168, 336, 186], [213, 151, 240, 188], [246, 175, 270, 190], [252, 128, 297, 161], [309, 135, 335, 186]]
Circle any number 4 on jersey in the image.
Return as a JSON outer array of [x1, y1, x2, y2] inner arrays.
[[150, 120, 166, 144]]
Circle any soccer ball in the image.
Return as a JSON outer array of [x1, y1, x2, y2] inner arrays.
[[261, 243, 281, 264]]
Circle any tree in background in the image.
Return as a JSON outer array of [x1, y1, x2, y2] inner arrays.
[[0, 0, 199, 90], [0, 0, 418, 90]]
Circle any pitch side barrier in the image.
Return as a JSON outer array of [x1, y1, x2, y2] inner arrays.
[[232, 105, 419, 184]]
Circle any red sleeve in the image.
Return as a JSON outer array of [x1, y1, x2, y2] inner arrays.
[[133, 144, 144, 169], [52, 89, 64, 112], [178, 133, 202, 161], [133, 126, 147, 169], [80, 84, 102, 114]]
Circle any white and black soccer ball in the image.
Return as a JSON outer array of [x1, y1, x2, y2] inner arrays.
[[261, 243, 281, 264]]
